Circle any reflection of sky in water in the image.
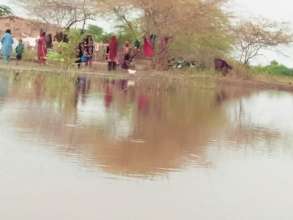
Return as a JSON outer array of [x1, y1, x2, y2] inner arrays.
[[2, 78, 293, 220], [77, 94, 134, 140], [0, 76, 8, 98], [226, 91, 293, 134]]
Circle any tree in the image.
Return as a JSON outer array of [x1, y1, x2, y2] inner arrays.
[[16, 0, 97, 30], [86, 25, 105, 41], [0, 5, 13, 16], [115, 20, 141, 43], [233, 19, 293, 65], [96, 0, 233, 69]]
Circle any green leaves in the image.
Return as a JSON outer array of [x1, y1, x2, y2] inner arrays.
[[0, 5, 12, 16]]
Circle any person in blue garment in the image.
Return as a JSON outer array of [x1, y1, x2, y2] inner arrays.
[[1, 29, 14, 64]]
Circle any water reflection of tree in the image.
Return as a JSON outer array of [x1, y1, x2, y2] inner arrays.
[[9, 75, 228, 177], [215, 85, 282, 147]]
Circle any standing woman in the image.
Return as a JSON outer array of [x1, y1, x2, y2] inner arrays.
[[108, 36, 118, 71], [37, 32, 47, 64], [1, 29, 14, 64], [143, 36, 154, 58]]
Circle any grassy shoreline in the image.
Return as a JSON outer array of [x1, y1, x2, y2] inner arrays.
[[1, 62, 293, 92]]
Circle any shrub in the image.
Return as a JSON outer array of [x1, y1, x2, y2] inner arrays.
[[253, 61, 293, 76]]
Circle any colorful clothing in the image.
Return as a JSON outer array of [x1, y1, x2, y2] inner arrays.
[[16, 43, 24, 55], [121, 45, 131, 70], [109, 37, 118, 62], [37, 35, 47, 64], [1, 33, 14, 63], [108, 36, 118, 71], [143, 37, 154, 58], [15, 43, 24, 61]]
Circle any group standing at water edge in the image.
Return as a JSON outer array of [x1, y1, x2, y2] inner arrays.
[[0, 29, 157, 72]]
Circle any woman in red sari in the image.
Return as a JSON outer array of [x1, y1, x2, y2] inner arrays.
[[108, 36, 118, 71], [37, 32, 47, 64], [143, 36, 154, 58]]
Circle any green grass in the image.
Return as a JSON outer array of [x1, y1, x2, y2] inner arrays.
[[253, 61, 293, 77]]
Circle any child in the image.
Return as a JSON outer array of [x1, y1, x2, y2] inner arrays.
[[15, 39, 24, 65]]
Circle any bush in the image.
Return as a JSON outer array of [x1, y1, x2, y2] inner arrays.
[[253, 61, 293, 76], [47, 30, 84, 68], [22, 47, 37, 62]]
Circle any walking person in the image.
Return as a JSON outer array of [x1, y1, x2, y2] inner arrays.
[[37, 32, 47, 65], [1, 29, 14, 64], [108, 36, 118, 71], [15, 39, 24, 65], [121, 41, 132, 70]]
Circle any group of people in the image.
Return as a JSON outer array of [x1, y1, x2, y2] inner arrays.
[[0, 29, 49, 65], [76, 35, 95, 68], [1, 28, 159, 72], [76, 35, 137, 71], [75, 34, 158, 72], [1, 29, 24, 64]]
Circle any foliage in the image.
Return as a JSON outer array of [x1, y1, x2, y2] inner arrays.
[[86, 25, 104, 41], [0, 5, 12, 16], [233, 19, 293, 65], [47, 29, 84, 67], [16, 0, 97, 29], [253, 61, 293, 76], [22, 48, 37, 62], [116, 20, 141, 43], [96, 0, 233, 69]]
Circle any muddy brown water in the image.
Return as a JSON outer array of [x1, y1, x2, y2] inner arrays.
[[1, 73, 293, 220]]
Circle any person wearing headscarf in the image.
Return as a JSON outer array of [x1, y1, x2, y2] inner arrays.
[[37, 31, 47, 64], [143, 35, 154, 58], [1, 29, 14, 64], [108, 36, 118, 71]]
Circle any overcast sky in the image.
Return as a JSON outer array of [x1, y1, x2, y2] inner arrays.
[[1, 0, 293, 66]]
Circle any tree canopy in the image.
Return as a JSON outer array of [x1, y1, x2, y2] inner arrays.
[[233, 19, 293, 64], [13, 0, 293, 69], [0, 5, 13, 16], [16, 0, 97, 29], [97, 0, 233, 67]]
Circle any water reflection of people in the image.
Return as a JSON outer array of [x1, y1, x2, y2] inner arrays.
[[34, 74, 46, 99], [10, 77, 229, 177], [118, 79, 128, 93], [215, 89, 228, 105], [138, 94, 150, 114], [104, 80, 113, 108], [75, 76, 91, 106]]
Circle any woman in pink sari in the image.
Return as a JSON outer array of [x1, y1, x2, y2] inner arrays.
[[37, 32, 47, 64], [143, 36, 154, 58], [108, 36, 118, 71]]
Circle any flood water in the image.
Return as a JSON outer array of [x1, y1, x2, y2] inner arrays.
[[1, 72, 293, 220]]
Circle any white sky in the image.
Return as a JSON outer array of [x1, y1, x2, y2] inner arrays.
[[1, 0, 293, 66]]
